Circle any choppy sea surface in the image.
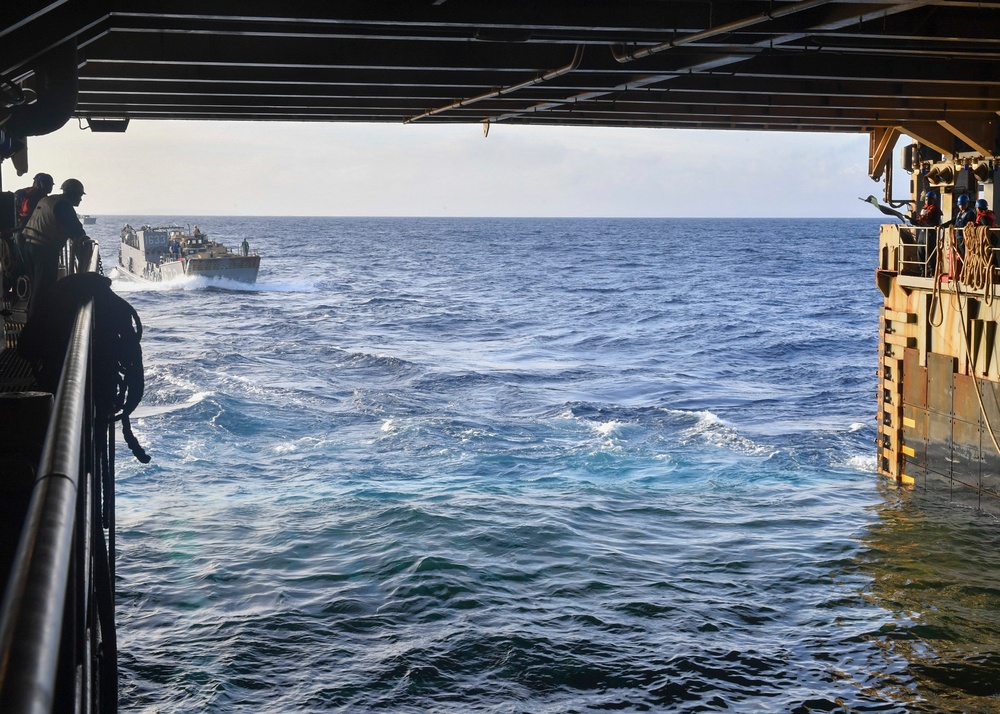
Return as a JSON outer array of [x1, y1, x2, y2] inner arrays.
[[87, 217, 1000, 713]]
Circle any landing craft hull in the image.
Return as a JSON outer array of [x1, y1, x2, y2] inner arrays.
[[129, 255, 261, 284]]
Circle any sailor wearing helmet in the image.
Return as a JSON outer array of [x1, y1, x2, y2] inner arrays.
[[915, 190, 942, 226], [976, 198, 997, 228], [20, 178, 92, 317]]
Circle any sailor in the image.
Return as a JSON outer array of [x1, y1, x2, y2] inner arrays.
[[954, 194, 977, 228], [976, 199, 997, 228], [170, 237, 181, 260], [13, 172, 54, 231], [913, 190, 942, 276], [946, 194, 977, 264], [914, 190, 942, 226], [240, 238, 250, 257], [20, 178, 91, 318], [2, 174, 53, 296]]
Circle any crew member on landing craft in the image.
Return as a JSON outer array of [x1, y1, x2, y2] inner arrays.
[[20, 178, 91, 317], [976, 199, 997, 228], [241, 238, 250, 257]]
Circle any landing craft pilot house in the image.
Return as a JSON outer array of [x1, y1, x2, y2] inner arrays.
[[3, 3, 1000, 711]]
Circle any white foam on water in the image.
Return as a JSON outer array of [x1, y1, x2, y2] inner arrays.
[[593, 420, 625, 438], [273, 436, 328, 454], [681, 409, 777, 457], [585, 419, 628, 454], [146, 363, 215, 396], [840, 453, 878, 472], [111, 272, 315, 293], [132, 391, 212, 419]]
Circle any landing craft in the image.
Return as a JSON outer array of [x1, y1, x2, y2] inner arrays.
[[2, 3, 1000, 712], [118, 224, 260, 284]]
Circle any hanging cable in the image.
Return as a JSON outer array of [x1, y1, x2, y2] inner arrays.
[[929, 228, 946, 327]]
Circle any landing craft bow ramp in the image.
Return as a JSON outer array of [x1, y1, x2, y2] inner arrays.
[[1, 0, 1000, 179]]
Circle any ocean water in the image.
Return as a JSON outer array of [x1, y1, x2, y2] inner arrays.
[[86, 217, 1000, 713]]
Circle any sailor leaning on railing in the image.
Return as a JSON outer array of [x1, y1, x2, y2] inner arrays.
[[18, 177, 92, 318]]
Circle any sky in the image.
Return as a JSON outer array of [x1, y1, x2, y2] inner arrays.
[[0, 120, 898, 218]]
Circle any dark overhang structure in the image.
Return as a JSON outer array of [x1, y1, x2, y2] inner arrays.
[[2, 1, 1000, 178]]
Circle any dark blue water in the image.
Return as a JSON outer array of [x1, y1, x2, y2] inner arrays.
[[87, 218, 1000, 712]]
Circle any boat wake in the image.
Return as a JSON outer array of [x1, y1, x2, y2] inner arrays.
[[110, 270, 315, 293]]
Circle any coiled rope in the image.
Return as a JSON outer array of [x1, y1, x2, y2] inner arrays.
[[960, 224, 995, 299], [18, 272, 150, 463]]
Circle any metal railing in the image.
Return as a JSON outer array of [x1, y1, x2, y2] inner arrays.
[[885, 225, 999, 280], [0, 241, 118, 713], [896, 226, 939, 277]]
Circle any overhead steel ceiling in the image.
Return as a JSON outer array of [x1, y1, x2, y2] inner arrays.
[[2, 1, 1000, 172]]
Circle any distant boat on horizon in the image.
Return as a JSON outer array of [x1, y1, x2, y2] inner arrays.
[[82, 215, 97, 225]]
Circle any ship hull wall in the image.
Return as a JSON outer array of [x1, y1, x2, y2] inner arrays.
[[877, 223, 1000, 511]]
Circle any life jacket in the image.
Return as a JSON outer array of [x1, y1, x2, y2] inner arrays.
[[977, 210, 997, 228], [21, 195, 79, 248], [955, 208, 977, 228], [917, 204, 942, 226], [14, 186, 46, 224]]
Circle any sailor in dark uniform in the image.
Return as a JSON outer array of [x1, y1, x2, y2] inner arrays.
[[20, 178, 90, 317], [954, 194, 977, 229]]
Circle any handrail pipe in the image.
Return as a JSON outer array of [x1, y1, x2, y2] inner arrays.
[[0, 303, 92, 713]]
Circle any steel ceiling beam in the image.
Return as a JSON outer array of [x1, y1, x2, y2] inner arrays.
[[2, 0, 999, 140]]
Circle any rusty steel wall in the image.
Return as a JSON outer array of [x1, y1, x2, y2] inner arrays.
[[877, 222, 1000, 510]]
